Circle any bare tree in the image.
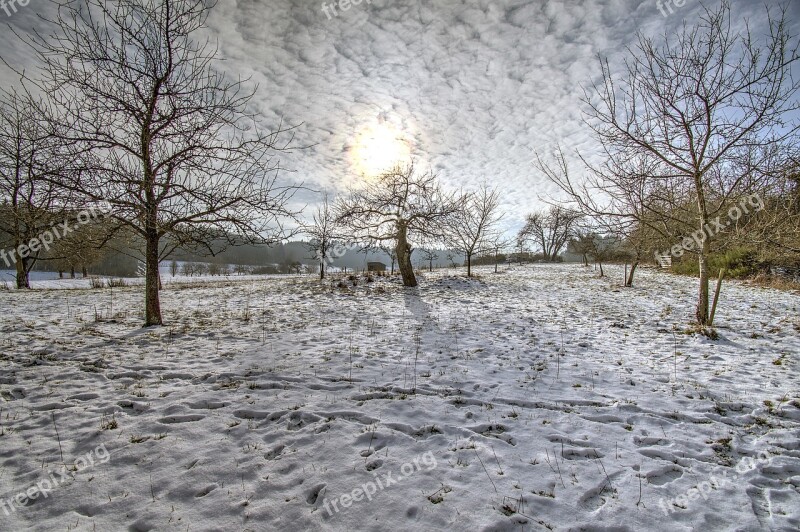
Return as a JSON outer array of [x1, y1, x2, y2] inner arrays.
[[445, 250, 459, 268], [538, 149, 673, 287], [336, 164, 462, 287], [207, 262, 222, 276], [568, 230, 595, 267], [485, 235, 512, 273], [736, 148, 800, 264], [15, 0, 298, 325], [586, 233, 619, 278], [517, 205, 581, 262], [234, 264, 251, 275], [304, 194, 339, 280], [0, 89, 78, 288], [570, 1, 800, 324], [619, 220, 662, 287], [418, 248, 439, 272], [376, 243, 397, 275], [181, 262, 194, 277], [49, 217, 109, 278], [446, 185, 503, 277]]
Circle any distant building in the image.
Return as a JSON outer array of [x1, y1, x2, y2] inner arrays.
[[655, 255, 672, 269], [367, 262, 387, 272]]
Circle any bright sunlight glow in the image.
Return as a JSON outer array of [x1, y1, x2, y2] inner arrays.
[[350, 122, 412, 178]]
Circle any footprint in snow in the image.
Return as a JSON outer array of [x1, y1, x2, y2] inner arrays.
[[645, 466, 683, 486], [365, 459, 384, 471], [158, 414, 205, 424], [579, 483, 614, 511], [265, 444, 285, 460], [195, 484, 217, 498], [306, 483, 326, 505]]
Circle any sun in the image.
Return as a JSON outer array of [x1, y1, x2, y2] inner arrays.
[[350, 122, 412, 178]]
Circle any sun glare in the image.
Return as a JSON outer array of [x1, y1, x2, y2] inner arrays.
[[350, 123, 412, 178]]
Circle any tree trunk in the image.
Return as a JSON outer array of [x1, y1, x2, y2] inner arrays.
[[395, 223, 417, 287], [428, 259, 433, 272], [70, 266, 75, 279], [696, 239, 710, 325], [319, 260, 325, 280], [145, 231, 163, 326], [598, 261, 604, 277], [694, 174, 711, 325], [626, 260, 638, 287], [466, 253, 472, 277], [15, 257, 30, 289], [82, 265, 88, 278]]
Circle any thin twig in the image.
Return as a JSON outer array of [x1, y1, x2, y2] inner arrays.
[[594, 449, 612, 491], [491, 445, 504, 475], [473, 448, 498, 494], [543, 449, 557, 473], [552, 450, 566, 489], [636, 463, 643, 507], [52, 412, 64, 464]]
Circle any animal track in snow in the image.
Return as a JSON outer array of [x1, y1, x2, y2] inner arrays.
[[645, 466, 683, 486], [158, 414, 205, 424]]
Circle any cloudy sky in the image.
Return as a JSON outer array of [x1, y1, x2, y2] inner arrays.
[[1, 0, 798, 235]]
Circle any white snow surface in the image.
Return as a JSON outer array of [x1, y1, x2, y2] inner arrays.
[[0, 264, 798, 531]]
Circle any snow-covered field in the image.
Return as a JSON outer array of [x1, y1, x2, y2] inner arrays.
[[0, 270, 306, 290], [0, 264, 798, 531]]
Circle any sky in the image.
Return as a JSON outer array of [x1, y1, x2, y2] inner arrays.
[[1, 0, 798, 237]]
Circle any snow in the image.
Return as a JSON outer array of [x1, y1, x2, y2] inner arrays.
[[0, 264, 798, 531], [0, 271, 305, 290]]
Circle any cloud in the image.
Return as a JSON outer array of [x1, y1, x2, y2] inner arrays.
[[1, 0, 797, 235]]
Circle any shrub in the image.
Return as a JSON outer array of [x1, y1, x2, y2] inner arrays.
[[672, 247, 759, 278]]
